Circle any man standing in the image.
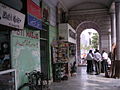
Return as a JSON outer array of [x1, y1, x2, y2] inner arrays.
[[102, 50, 109, 77], [94, 49, 102, 75], [86, 50, 94, 74]]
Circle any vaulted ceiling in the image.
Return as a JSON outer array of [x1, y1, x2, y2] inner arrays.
[[1, 0, 114, 13], [60, 0, 114, 10], [50, 0, 114, 12]]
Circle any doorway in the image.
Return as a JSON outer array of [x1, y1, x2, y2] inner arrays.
[[0, 30, 11, 71]]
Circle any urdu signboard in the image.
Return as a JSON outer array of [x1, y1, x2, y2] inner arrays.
[[27, 14, 42, 30], [27, 0, 42, 29], [0, 3, 25, 29]]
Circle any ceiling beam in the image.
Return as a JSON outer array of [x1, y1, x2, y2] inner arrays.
[[69, 9, 109, 15]]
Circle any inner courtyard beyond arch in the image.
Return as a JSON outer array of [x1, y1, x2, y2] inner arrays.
[[80, 29, 99, 59], [75, 21, 110, 57]]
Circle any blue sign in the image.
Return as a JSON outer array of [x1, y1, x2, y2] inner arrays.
[[27, 14, 42, 30]]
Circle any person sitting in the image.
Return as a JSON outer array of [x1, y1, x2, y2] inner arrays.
[[70, 61, 77, 76], [107, 57, 111, 70]]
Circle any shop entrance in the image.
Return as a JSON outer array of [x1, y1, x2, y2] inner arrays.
[[0, 28, 16, 90], [40, 26, 49, 78], [40, 39, 49, 80], [0, 30, 11, 71]]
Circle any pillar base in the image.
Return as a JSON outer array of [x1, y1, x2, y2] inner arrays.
[[110, 60, 120, 78]]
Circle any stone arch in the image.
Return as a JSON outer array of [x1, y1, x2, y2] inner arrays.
[[76, 21, 100, 57]]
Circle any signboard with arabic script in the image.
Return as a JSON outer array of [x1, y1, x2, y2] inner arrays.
[[27, 14, 42, 30], [0, 3, 25, 29]]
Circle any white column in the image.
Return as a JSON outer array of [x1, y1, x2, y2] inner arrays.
[[109, 31, 112, 51], [111, 13, 116, 44], [115, 1, 120, 60]]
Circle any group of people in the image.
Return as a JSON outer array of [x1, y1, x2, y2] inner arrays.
[[86, 49, 111, 77]]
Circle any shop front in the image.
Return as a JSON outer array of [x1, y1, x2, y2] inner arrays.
[[11, 29, 41, 88], [0, 2, 25, 90], [51, 23, 76, 81], [0, 0, 51, 89]]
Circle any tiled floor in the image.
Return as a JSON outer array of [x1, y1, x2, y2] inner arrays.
[[49, 66, 120, 90]]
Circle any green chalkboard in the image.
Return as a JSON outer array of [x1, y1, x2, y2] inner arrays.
[[11, 33, 41, 88]]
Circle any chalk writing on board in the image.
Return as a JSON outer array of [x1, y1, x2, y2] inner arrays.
[[15, 39, 39, 48], [12, 30, 40, 39]]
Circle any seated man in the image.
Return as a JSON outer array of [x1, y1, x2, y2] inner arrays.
[[70, 61, 77, 76]]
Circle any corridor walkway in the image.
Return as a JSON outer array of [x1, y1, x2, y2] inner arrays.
[[50, 66, 120, 90]]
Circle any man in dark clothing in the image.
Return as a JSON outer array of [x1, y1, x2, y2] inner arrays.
[[86, 50, 94, 73]]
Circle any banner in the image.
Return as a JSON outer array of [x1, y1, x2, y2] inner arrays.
[[27, 0, 42, 19], [0, 3, 25, 29], [27, 14, 42, 30]]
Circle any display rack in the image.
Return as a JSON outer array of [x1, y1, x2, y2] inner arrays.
[[52, 23, 76, 81], [52, 40, 69, 81], [69, 43, 76, 57]]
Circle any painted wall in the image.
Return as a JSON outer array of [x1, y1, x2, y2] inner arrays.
[[49, 25, 57, 79], [2, 0, 58, 84], [44, 0, 58, 79], [11, 28, 41, 88], [44, 0, 57, 26]]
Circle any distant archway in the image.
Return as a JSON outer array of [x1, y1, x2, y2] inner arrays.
[[80, 29, 99, 59], [76, 21, 100, 58]]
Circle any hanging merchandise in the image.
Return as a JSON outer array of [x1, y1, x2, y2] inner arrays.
[[52, 40, 69, 82], [52, 40, 69, 63]]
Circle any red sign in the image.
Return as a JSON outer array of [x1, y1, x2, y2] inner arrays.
[[27, 0, 42, 19]]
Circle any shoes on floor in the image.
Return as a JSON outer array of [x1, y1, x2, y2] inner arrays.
[[95, 73, 99, 75]]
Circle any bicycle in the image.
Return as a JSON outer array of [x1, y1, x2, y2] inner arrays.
[[18, 70, 50, 90], [36, 71, 50, 90]]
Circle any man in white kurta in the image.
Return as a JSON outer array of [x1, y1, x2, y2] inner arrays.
[[94, 49, 102, 75]]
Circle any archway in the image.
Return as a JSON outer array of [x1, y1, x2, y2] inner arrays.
[[76, 21, 101, 59], [80, 29, 99, 64]]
